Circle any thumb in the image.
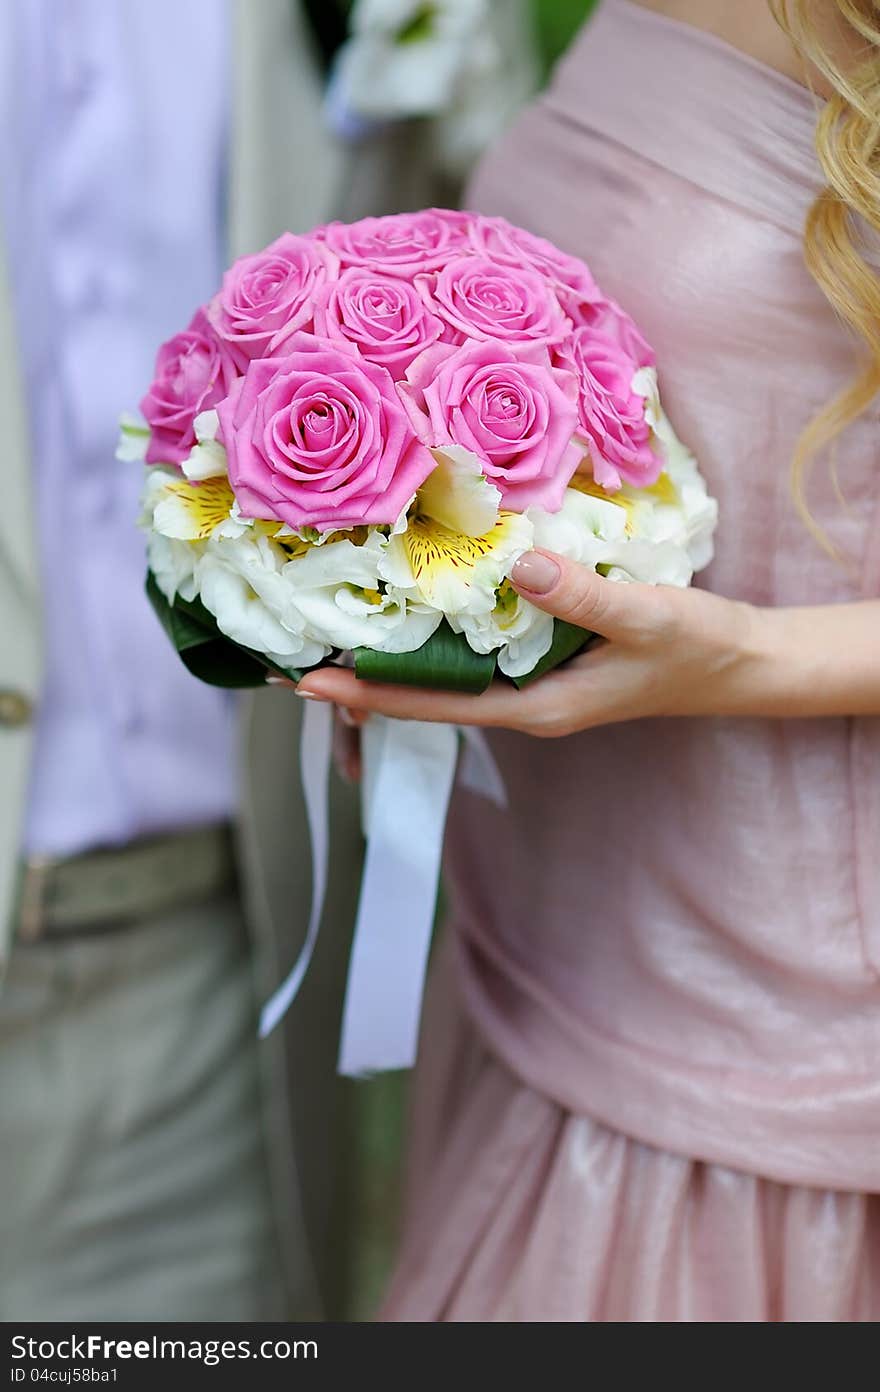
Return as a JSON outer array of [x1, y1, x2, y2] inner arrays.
[[510, 549, 659, 641]]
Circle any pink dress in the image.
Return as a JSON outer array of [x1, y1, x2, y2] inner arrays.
[[381, 0, 880, 1322]]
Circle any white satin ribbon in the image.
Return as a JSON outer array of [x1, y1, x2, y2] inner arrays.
[[258, 697, 334, 1039], [258, 705, 506, 1076], [458, 725, 507, 809], [338, 715, 459, 1075]]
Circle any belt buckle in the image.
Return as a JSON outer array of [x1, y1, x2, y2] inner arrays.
[[17, 856, 57, 944]]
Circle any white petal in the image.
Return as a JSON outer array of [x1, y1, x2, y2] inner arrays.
[[419, 446, 501, 536], [182, 438, 229, 482], [116, 413, 149, 463], [197, 549, 327, 666]]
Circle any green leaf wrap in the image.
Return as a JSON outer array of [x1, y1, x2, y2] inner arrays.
[[145, 571, 309, 688], [354, 621, 496, 693]]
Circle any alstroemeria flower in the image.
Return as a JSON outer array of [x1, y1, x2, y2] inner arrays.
[[379, 446, 533, 617], [140, 469, 206, 604]]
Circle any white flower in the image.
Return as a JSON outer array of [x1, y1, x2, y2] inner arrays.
[[140, 468, 204, 603], [282, 530, 441, 655], [181, 409, 228, 482], [530, 484, 630, 567], [631, 368, 718, 570], [380, 447, 534, 619], [532, 478, 694, 590], [334, 0, 491, 122], [197, 531, 329, 670], [150, 457, 253, 545], [116, 413, 150, 463], [456, 581, 555, 679], [600, 538, 694, 588]]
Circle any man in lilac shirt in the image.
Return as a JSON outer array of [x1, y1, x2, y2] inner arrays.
[[0, 0, 300, 1321]]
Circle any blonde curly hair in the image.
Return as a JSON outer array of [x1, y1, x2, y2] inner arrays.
[[772, 0, 880, 547]]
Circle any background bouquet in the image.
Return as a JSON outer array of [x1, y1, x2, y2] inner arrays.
[[121, 208, 716, 694]]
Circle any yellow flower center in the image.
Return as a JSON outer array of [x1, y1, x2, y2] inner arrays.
[[404, 512, 513, 582]]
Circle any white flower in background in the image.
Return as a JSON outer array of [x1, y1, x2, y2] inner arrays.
[[380, 446, 533, 619], [282, 529, 441, 654], [198, 531, 329, 670], [328, 0, 537, 173], [332, 0, 491, 122], [434, 0, 539, 176], [632, 368, 718, 570]]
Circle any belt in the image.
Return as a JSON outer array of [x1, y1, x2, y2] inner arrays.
[[15, 824, 236, 944]]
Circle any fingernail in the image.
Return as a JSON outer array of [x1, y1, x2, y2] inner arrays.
[[296, 690, 328, 701], [266, 675, 294, 687], [511, 551, 560, 595]]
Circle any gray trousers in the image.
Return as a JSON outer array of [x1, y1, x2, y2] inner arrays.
[[0, 890, 287, 1320]]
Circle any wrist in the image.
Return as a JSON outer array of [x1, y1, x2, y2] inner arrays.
[[721, 603, 833, 718]]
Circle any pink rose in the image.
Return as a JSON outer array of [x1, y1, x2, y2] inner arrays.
[[401, 340, 581, 513], [419, 256, 570, 351], [556, 326, 661, 491], [206, 233, 338, 370], [572, 295, 656, 369], [468, 215, 601, 309], [313, 269, 445, 380], [322, 209, 472, 277], [217, 334, 435, 532], [140, 310, 233, 465]]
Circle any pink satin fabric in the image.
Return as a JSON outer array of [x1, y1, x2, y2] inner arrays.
[[382, 0, 880, 1321]]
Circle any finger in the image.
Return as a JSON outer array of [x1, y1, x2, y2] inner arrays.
[[296, 665, 549, 729], [338, 705, 369, 729], [332, 714, 362, 783], [510, 550, 671, 642]]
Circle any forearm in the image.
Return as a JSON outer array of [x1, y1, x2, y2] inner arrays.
[[739, 600, 880, 719]]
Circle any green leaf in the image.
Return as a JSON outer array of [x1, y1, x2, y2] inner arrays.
[[145, 571, 311, 688], [395, 3, 436, 45], [513, 619, 592, 689], [354, 620, 496, 693]]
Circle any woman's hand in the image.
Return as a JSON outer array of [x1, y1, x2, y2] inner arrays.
[[332, 706, 367, 782], [292, 550, 880, 732]]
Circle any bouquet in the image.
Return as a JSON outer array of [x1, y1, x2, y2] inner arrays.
[[121, 208, 716, 696]]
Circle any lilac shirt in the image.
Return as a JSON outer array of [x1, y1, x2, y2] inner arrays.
[[0, 0, 237, 857]]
